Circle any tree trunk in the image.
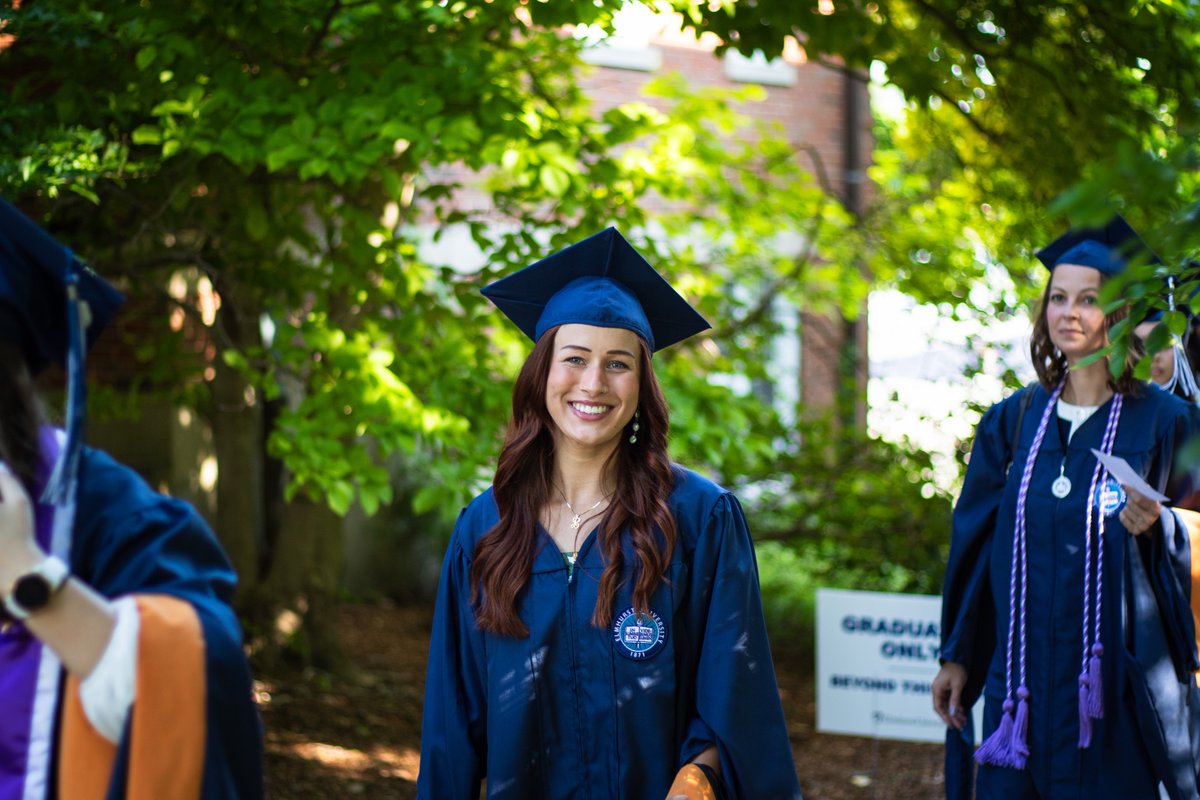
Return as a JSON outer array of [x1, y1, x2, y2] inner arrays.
[[211, 355, 265, 604], [263, 496, 347, 673]]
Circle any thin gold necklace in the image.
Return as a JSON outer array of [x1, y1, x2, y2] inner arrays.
[[555, 484, 608, 531], [555, 485, 608, 570]]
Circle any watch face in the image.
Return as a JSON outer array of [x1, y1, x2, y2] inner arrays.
[[13, 575, 51, 611]]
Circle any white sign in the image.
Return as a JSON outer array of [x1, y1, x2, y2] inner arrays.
[[816, 587, 955, 744]]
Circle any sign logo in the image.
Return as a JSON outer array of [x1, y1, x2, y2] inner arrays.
[[611, 607, 667, 660], [1095, 477, 1126, 519]]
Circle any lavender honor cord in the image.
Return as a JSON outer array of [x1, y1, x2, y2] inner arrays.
[[975, 381, 1123, 768]]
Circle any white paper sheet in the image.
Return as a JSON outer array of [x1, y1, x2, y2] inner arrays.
[[1089, 448, 1169, 502]]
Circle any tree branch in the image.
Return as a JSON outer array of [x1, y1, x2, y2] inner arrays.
[[306, 0, 345, 61]]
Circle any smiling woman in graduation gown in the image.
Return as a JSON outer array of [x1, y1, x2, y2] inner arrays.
[[418, 229, 802, 800], [934, 216, 1200, 800]]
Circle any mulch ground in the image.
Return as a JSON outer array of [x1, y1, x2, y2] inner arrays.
[[258, 602, 944, 799]]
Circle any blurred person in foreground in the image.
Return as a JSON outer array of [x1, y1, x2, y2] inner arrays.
[[933, 215, 1200, 800], [0, 198, 262, 799], [1132, 267, 1200, 405], [417, 228, 802, 800]]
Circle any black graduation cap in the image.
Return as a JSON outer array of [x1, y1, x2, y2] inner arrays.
[[481, 227, 710, 352], [1035, 214, 1161, 276], [0, 198, 125, 503]]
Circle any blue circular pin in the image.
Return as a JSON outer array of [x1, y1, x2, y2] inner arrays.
[[611, 607, 667, 660], [1095, 477, 1126, 519]]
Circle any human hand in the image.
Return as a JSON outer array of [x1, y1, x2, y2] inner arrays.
[[0, 463, 44, 589], [1119, 485, 1160, 536], [665, 761, 717, 800], [932, 661, 968, 729]]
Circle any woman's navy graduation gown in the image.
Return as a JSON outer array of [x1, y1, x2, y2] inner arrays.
[[942, 383, 1200, 800], [0, 435, 263, 798], [72, 446, 264, 797], [419, 466, 802, 799]]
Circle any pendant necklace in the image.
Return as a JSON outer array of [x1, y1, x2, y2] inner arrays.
[[556, 485, 608, 531], [555, 484, 609, 569], [1052, 396, 1102, 498], [1052, 464, 1072, 498]]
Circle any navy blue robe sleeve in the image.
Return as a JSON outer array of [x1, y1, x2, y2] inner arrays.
[[940, 391, 1030, 800], [1141, 408, 1200, 678], [72, 447, 263, 799], [1122, 402, 1200, 800], [681, 493, 802, 800], [418, 511, 488, 800], [1125, 509, 1200, 800], [941, 397, 1017, 674]]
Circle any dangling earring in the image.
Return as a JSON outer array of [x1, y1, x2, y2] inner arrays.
[[629, 409, 641, 444]]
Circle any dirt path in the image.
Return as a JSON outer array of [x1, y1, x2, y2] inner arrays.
[[258, 602, 944, 799]]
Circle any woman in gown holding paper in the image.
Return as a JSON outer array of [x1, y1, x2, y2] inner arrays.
[[932, 216, 1200, 800]]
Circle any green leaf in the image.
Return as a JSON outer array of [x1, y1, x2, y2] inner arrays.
[[1164, 310, 1187, 338], [327, 480, 354, 516], [245, 204, 269, 241], [412, 484, 441, 515], [1146, 322, 1173, 354], [539, 164, 570, 196], [131, 125, 162, 145], [136, 46, 157, 71], [67, 184, 100, 204]]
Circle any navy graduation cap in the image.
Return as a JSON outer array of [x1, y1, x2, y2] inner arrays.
[[0, 198, 125, 503], [1035, 213, 1161, 276], [481, 227, 710, 352]]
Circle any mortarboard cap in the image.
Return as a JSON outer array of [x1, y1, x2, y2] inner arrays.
[[1035, 214, 1161, 276], [481, 227, 710, 352], [0, 198, 125, 504]]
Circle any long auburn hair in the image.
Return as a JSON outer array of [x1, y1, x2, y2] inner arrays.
[[470, 325, 677, 637], [1030, 273, 1144, 396], [0, 342, 45, 495]]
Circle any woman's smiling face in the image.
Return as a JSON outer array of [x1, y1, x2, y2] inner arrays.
[[544, 324, 641, 454]]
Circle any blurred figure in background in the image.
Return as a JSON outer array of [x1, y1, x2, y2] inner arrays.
[[1133, 269, 1200, 404], [0, 198, 262, 799]]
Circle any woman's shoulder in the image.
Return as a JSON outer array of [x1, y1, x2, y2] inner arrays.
[[667, 465, 742, 535], [462, 486, 499, 515], [669, 464, 731, 506], [451, 487, 501, 550], [77, 445, 190, 521], [72, 446, 229, 588], [1129, 381, 1194, 412], [975, 381, 1048, 432], [995, 381, 1047, 413], [1124, 381, 1198, 430]]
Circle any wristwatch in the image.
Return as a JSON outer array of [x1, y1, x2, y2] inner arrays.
[[3, 555, 70, 621]]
